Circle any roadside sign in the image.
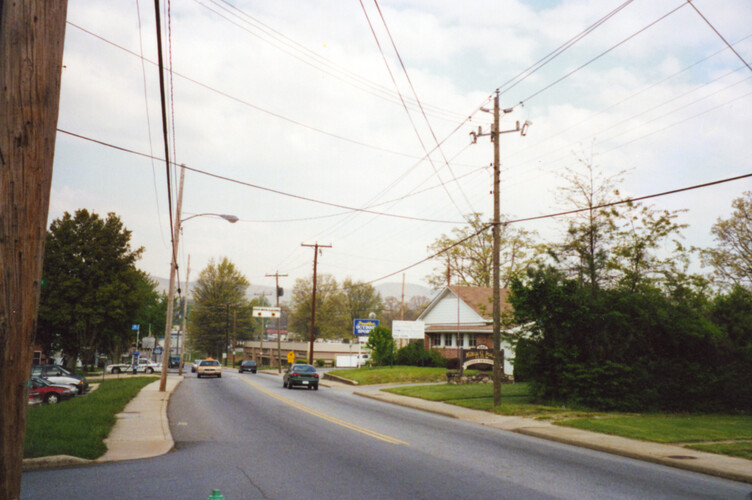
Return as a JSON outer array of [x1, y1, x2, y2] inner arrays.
[[253, 306, 281, 318], [353, 319, 379, 336], [132, 324, 139, 330], [153, 346, 163, 355], [393, 320, 425, 340], [286, 351, 295, 364]]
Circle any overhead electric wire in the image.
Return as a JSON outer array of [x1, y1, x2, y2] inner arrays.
[[372, 0, 477, 216], [363, 171, 752, 285], [152, 0, 177, 265], [202, 0, 471, 124], [358, 0, 466, 219], [55, 129, 467, 225], [518, 2, 689, 106], [687, 0, 752, 74], [495, 0, 635, 97]]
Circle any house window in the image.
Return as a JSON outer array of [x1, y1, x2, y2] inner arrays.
[[33, 351, 42, 365], [439, 333, 445, 347], [467, 334, 476, 347], [448, 334, 455, 347]]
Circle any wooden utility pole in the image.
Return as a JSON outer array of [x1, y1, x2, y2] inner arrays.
[[470, 90, 530, 407], [266, 271, 287, 373], [301, 243, 331, 364], [0, 2, 68, 497], [159, 165, 185, 390], [254, 290, 270, 366], [178, 255, 191, 376]]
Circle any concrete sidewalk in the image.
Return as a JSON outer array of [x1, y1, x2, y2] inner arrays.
[[323, 380, 752, 485], [22, 376, 182, 471]]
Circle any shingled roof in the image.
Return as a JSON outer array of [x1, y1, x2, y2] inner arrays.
[[447, 285, 513, 321]]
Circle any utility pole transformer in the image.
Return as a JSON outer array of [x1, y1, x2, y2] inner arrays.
[[0, 2, 68, 497], [301, 243, 331, 364]]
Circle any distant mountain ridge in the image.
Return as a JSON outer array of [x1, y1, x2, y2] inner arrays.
[[152, 277, 434, 303]]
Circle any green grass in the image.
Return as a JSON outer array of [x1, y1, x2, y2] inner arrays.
[[687, 441, 752, 460], [383, 382, 752, 459], [328, 366, 448, 385], [558, 415, 752, 443], [24, 376, 158, 459]]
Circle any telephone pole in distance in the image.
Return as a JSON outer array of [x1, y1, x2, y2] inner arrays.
[[266, 271, 288, 372], [301, 243, 332, 364]]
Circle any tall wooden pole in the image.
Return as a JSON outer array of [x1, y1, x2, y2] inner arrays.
[[492, 90, 502, 407], [178, 254, 190, 376], [159, 165, 184, 391], [0, 2, 68, 497], [301, 243, 331, 364], [266, 272, 287, 373]]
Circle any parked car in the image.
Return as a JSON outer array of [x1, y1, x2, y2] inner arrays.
[[106, 358, 162, 374], [191, 359, 203, 373], [283, 364, 319, 390], [28, 376, 76, 404], [168, 356, 181, 369], [238, 360, 257, 374], [31, 364, 88, 394], [197, 359, 222, 378]]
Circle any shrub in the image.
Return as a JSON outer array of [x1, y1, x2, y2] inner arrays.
[[395, 342, 446, 367], [315, 359, 325, 367]]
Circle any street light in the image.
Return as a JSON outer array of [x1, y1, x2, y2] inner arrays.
[[158, 166, 238, 392]]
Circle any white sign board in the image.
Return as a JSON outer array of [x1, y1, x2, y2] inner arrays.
[[392, 320, 425, 340], [253, 306, 281, 318], [141, 336, 156, 349]]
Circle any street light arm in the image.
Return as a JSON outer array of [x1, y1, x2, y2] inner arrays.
[[181, 213, 239, 224]]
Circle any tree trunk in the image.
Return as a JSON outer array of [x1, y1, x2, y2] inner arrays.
[[0, 2, 67, 497]]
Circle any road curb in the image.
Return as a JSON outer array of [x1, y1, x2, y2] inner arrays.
[[353, 389, 752, 485], [22, 455, 92, 471]]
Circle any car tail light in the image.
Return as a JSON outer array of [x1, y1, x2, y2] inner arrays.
[[291, 372, 299, 377], [313, 374, 319, 378]]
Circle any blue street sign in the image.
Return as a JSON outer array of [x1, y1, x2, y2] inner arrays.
[[132, 324, 139, 330], [153, 346, 163, 355], [353, 319, 379, 336]]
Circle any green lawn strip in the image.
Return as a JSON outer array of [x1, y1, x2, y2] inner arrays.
[[686, 441, 752, 460], [385, 382, 531, 401], [24, 376, 158, 460], [557, 415, 752, 443], [328, 366, 448, 385]]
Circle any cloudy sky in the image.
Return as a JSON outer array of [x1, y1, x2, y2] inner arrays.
[[50, 0, 752, 292]]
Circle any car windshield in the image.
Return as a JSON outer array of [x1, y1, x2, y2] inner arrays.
[[293, 365, 316, 373], [201, 360, 220, 366], [242, 361, 255, 365]]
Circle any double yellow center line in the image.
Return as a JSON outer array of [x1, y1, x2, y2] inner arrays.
[[239, 377, 408, 446]]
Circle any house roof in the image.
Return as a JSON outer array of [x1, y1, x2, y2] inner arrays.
[[417, 285, 514, 325]]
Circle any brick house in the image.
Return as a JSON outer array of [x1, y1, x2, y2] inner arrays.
[[418, 285, 515, 375]]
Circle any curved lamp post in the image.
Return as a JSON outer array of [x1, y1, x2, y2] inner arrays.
[[158, 167, 238, 392]]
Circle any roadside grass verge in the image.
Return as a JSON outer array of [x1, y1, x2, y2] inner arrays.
[[384, 382, 752, 458], [24, 376, 157, 459], [686, 441, 752, 460], [328, 366, 448, 385]]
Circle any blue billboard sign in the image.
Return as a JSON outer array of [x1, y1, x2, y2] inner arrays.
[[353, 319, 379, 336]]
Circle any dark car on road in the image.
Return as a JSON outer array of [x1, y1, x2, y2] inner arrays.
[[238, 360, 257, 374], [283, 364, 319, 390], [168, 356, 181, 369]]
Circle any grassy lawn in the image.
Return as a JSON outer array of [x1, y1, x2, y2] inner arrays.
[[328, 366, 448, 385], [384, 381, 752, 458], [24, 376, 157, 459]]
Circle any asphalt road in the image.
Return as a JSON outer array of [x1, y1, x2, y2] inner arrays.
[[21, 370, 752, 499]]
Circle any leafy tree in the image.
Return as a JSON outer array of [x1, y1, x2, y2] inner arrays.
[[366, 325, 395, 366], [37, 210, 147, 369], [188, 257, 249, 359], [132, 277, 168, 349], [341, 278, 383, 332], [289, 274, 348, 340], [702, 191, 752, 291], [426, 212, 536, 289], [381, 295, 430, 325]]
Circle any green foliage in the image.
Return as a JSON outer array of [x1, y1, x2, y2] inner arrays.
[[365, 325, 395, 366], [189, 257, 250, 359], [395, 341, 446, 367], [37, 209, 150, 368], [315, 359, 325, 367], [509, 266, 752, 412], [289, 274, 349, 340], [25, 377, 157, 459], [426, 212, 537, 288], [702, 191, 752, 290]]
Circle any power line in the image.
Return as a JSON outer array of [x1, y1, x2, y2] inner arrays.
[[55, 128, 467, 225], [362, 171, 752, 285], [518, 2, 689, 106], [687, 0, 752, 74]]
